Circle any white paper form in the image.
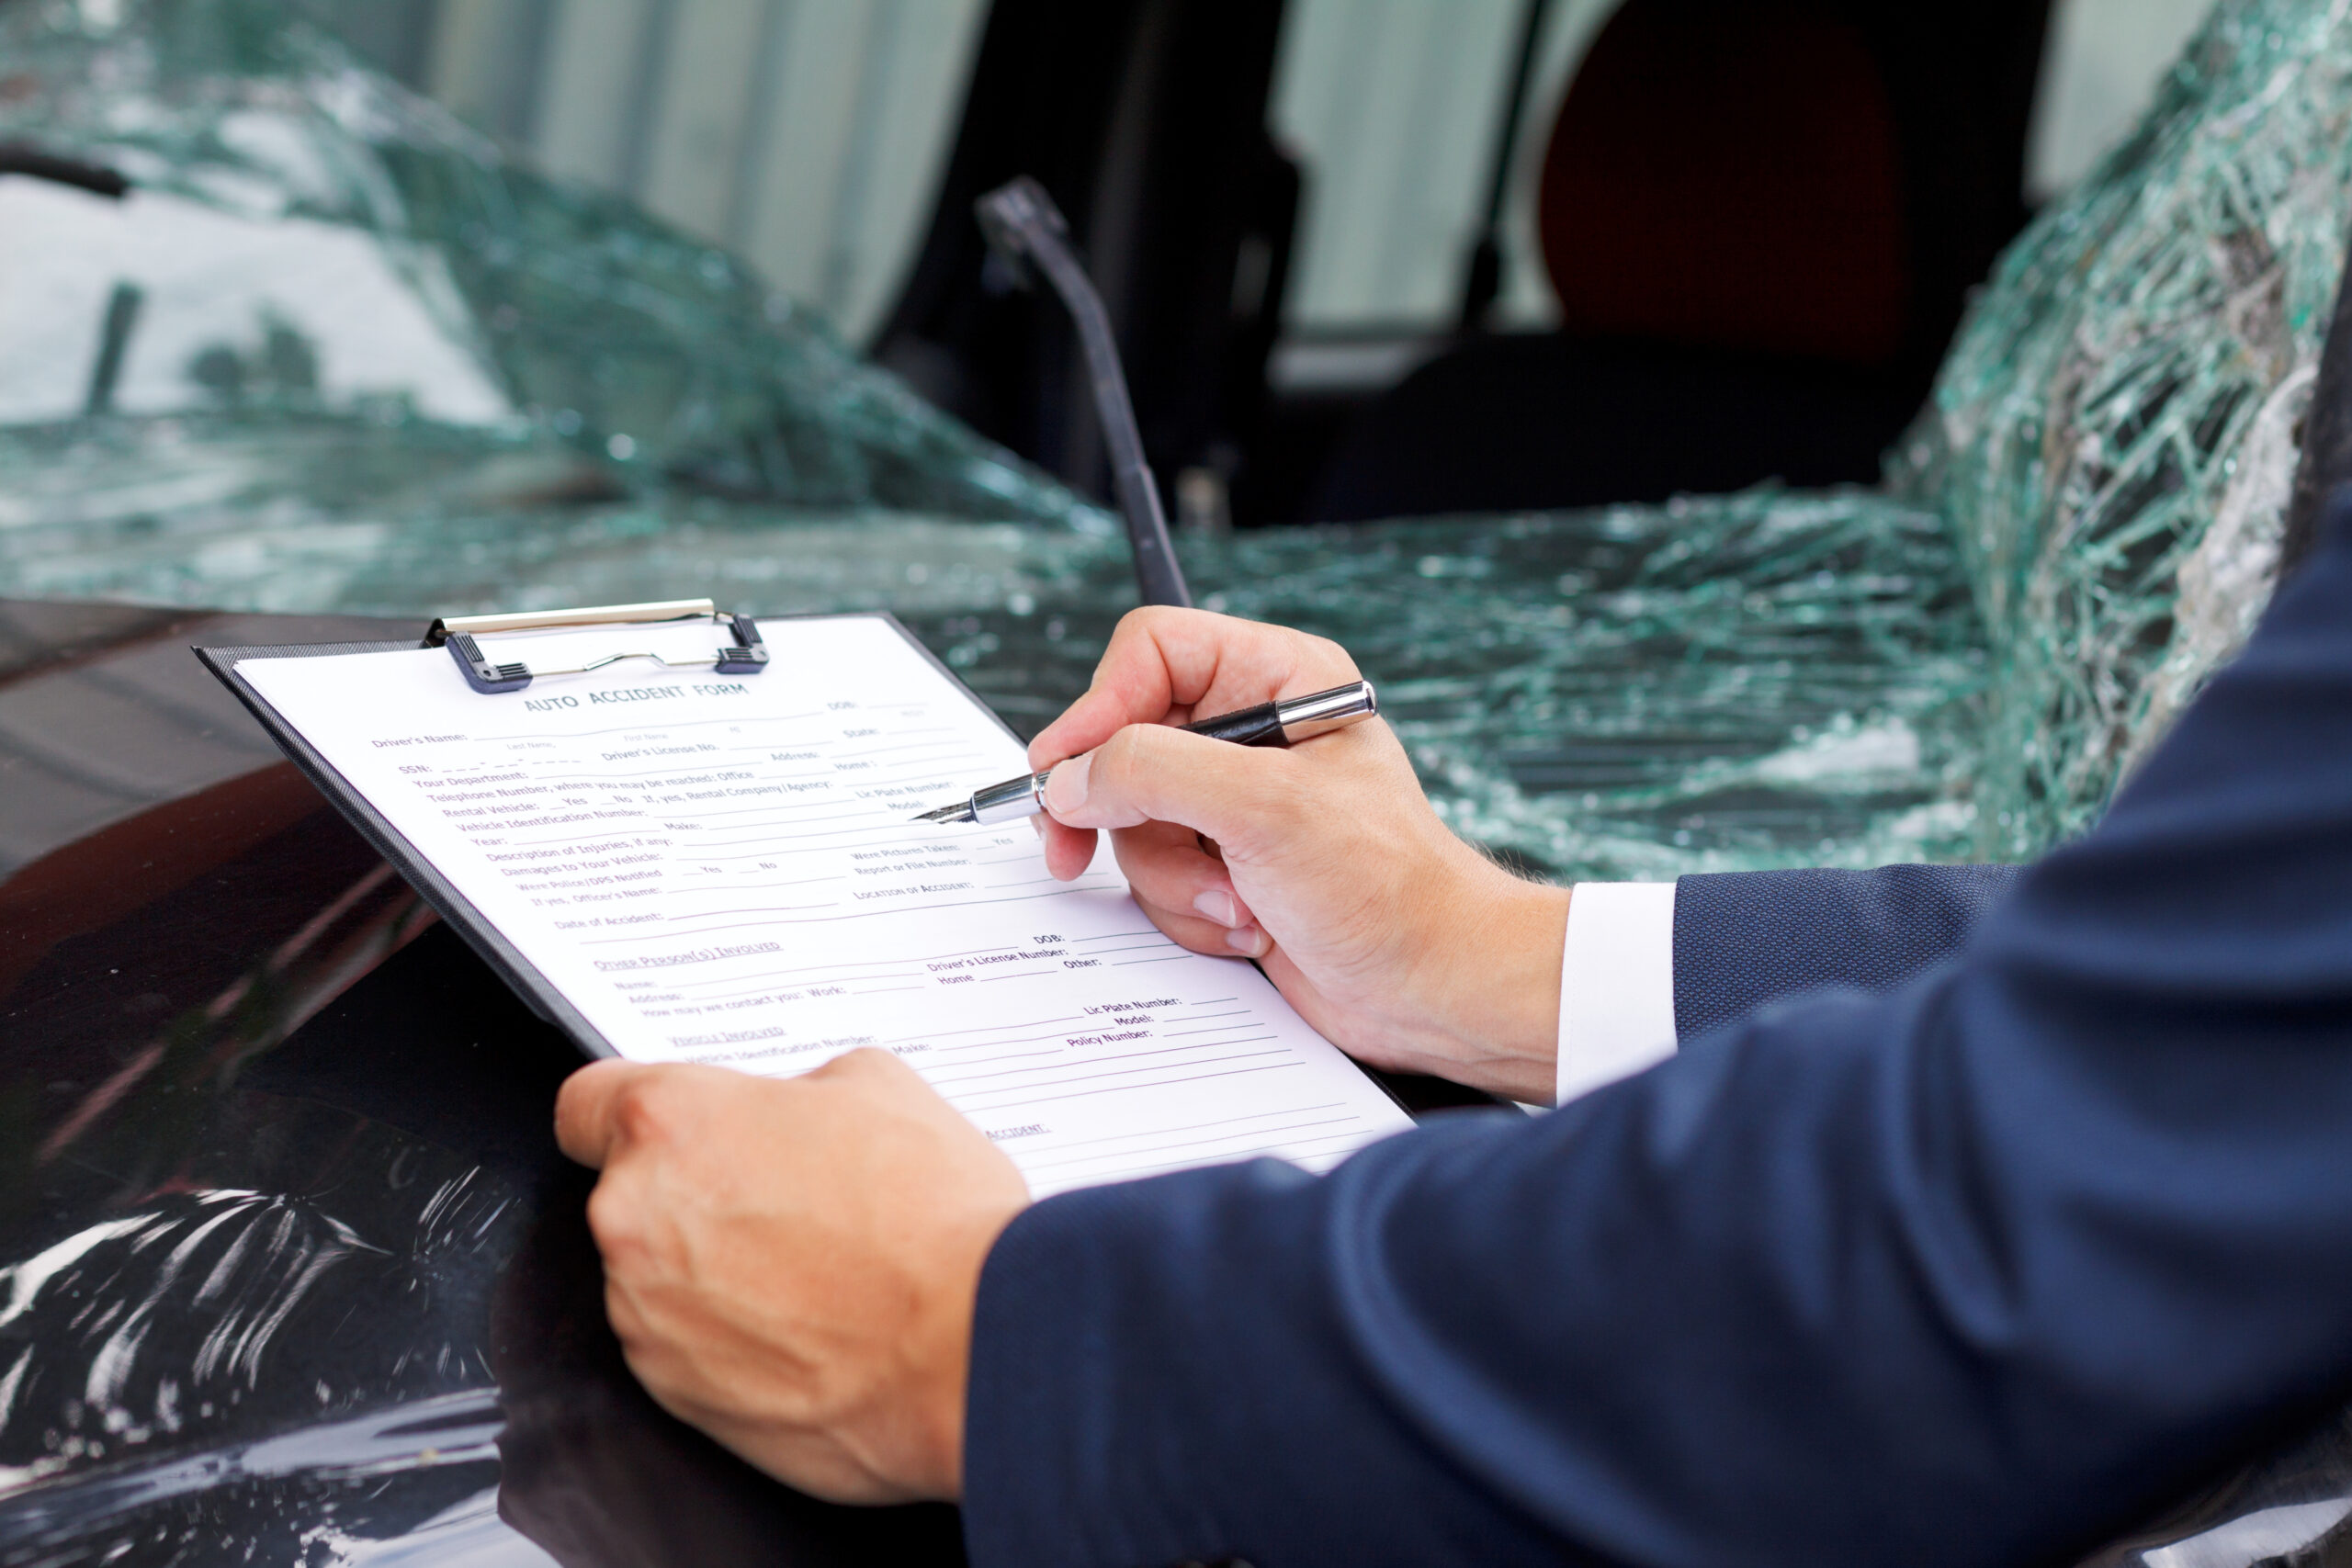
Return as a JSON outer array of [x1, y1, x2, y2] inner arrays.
[[239, 615, 1412, 1196]]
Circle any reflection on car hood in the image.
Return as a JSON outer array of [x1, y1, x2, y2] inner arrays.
[[0, 1175, 514, 1494]]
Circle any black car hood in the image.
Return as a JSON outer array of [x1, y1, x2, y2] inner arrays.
[[0, 600, 963, 1564]]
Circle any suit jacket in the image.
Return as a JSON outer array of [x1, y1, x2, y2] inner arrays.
[[1672, 862, 2025, 1039], [960, 496, 2352, 1568]]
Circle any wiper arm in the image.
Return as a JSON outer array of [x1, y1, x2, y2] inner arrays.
[[0, 141, 130, 199], [975, 175, 1192, 609]]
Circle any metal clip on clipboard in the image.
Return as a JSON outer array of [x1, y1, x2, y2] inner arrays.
[[422, 598, 772, 695]]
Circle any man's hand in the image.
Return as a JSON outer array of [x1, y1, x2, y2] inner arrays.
[[1029, 607, 1568, 1104], [553, 1050, 1028, 1504]]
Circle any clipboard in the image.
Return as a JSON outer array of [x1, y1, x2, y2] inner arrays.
[[197, 599, 1024, 1059]]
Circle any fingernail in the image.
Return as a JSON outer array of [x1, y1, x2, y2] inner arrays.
[[1193, 889, 1240, 928], [1046, 753, 1091, 816], [1028, 812, 1043, 837], [1226, 925, 1267, 957]]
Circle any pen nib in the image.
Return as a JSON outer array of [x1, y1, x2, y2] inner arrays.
[[911, 802, 976, 825]]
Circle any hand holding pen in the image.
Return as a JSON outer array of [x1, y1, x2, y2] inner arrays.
[[993, 607, 1569, 1106]]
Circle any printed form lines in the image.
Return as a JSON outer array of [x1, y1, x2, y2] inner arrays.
[[998, 1102, 1347, 1156], [943, 1060, 1303, 1115], [927, 1038, 1282, 1089], [941, 1045, 1287, 1101]]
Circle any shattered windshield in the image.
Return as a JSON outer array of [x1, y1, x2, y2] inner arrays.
[[1, 0, 2346, 884], [0, 0, 1102, 525]]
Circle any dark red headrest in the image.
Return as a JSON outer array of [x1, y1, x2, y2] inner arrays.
[[1540, 0, 1911, 366]]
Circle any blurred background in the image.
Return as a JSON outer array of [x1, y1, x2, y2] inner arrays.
[[290, 0, 2209, 526]]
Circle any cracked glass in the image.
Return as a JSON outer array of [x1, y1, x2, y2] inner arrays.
[[1, 0, 2347, 884], [0, 0, 1103, 525]]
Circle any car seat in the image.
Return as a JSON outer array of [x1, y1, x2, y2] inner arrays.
[[1308, 0, 2049, 522]]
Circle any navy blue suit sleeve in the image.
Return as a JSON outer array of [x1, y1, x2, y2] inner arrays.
[[1672, 864, 2027, 1041], [962, 500, 2352, 1568]]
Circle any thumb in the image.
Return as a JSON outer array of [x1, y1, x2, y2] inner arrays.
[[1042, 723, 1307, 857], [554, 1059, 659, 1169]]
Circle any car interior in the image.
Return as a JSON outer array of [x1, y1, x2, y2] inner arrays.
[[876, 0, 2053, 526]]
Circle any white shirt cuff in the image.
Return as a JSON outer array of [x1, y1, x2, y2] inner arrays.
[[1555, 882, 1679, 1106]]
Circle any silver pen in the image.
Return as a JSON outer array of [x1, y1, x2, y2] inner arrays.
[[913, 680, 1380, 826]]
